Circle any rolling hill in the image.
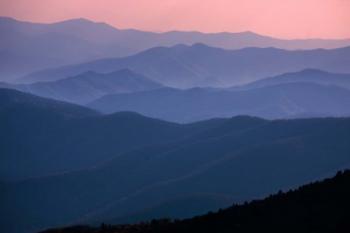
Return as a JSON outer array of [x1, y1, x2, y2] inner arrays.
[[20, 44, 350, 87], [0, 88, 215, 181], [1, 107, 350, 233], [88, 83, 350, 122]]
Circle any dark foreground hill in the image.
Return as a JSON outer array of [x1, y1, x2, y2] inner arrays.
[[1, 89, 350, 233], [1, 116, 350, 232], [0, 88, 214, 181], [40, 170, 350, 233]]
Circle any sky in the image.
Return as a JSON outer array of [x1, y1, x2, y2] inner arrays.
[[0, 0, 349, 39]]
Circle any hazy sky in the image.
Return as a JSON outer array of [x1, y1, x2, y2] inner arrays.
[[0, 0, 349, 39]]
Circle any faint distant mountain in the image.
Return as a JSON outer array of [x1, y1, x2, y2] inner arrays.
[[21, 44, 350, 87], [88, 83, 350, 122], [1, 69, 162, 104], [0, 17, 135, 80], [2, 16, 350, 81], [237, 69, 350, 90]]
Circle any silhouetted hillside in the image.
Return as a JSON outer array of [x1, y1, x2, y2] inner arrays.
[[40, 170, 350, 233], [107, 194, 234, 225]]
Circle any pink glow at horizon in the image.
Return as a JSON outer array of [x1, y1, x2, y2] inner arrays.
[[0, 0, 349, 39]]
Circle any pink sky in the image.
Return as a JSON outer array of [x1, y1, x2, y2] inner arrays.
[[0, 0, 349, 39]]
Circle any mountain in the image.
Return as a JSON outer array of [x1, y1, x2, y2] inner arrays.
[[41, 170, 350, 233], [2, 114, 350, 233], [20, 44, 350, 87], [2, 16, 350, 81], [88, 83, 350, 122], [0, 17, 136, 80], [1, 69, 162, 104], [237, 69, 350, 90], [0, 89, 218, 181]]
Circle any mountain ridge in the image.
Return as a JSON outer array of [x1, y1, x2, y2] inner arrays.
[[19, 44, 350, 87], [1, 69, 162, 104], [88, 82, 350, 122], [2, 16, 350, 81], [232, 69, 350, 92], [4, 16, 350, 41]]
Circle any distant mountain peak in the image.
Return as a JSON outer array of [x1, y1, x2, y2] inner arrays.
[[239, 30, 261, 36], [109, 68, 137, 76], [0, 16, 17, 22], [280, 68, 350, 78], [50, 18, 95, 25], [0, 16, 44, 26], [297, 68, 329, 74], [81, 70, 98, 75], [191, 42, 212, 49], [167, 42, 210, 50], [74, 69, 139, 77], [229, 115, 265, 121], [48, 17, 119, 33], [171, 44, 189, 49]]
